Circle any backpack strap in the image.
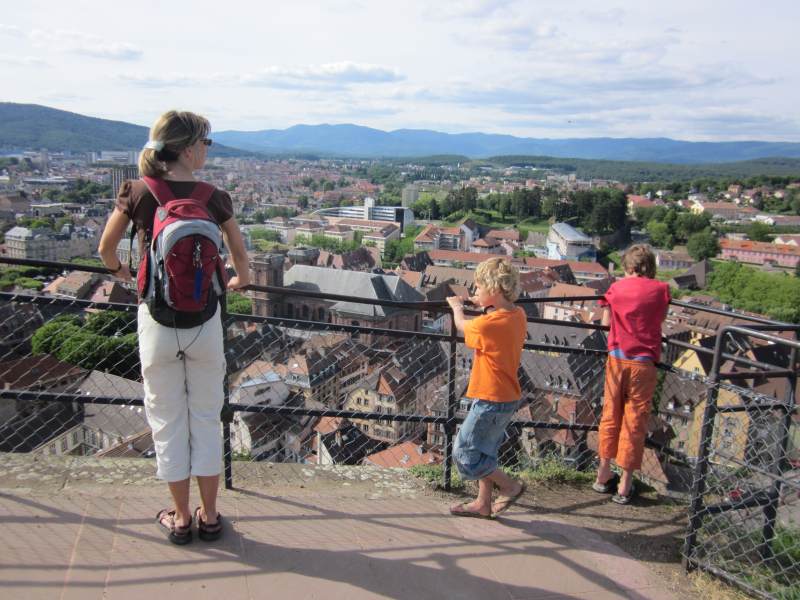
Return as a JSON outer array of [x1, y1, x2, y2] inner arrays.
[[190, 182, 215, 207], [141, 176, 177, 206]]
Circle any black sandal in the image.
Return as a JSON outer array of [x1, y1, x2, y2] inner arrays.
[[612, 482, 638, 505], [194, 506, 223, 541], [156, 509, 192, 545], [592, 473, 619, 494]]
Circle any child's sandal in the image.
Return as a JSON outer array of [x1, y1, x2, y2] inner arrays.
[[592, 473, 620, 494], [612, 482, 638, 505]]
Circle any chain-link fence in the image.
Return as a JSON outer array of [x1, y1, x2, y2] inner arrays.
[[0, 257, 797, 599], [680, 326, 799, 600]]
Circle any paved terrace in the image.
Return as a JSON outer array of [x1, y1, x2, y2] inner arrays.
[[0, 454, 699, 600]]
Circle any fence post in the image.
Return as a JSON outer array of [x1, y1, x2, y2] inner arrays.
[[758, 344, 798, 560], [682, 328, 725, 569], [222, 303, 234, 490], [442, 317, 458, 491]]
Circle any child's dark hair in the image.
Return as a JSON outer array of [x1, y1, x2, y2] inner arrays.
[[621, 244, 656, 278]]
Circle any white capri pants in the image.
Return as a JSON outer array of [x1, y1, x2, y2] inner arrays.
[[137, 302, 226, 482]]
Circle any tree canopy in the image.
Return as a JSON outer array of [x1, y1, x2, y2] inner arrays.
[[707, 262, 800, 323]]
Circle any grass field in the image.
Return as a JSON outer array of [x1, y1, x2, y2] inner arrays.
[[440, 209, 551, 238]]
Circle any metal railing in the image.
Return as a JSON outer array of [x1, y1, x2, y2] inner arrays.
[[0, 256, 797, 599]]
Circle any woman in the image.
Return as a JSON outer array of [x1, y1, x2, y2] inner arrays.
[[98, 110, 250, 544]]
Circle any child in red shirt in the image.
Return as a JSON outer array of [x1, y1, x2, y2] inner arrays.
[[594, 244, 670, 504], [446, 258, 528, 519]]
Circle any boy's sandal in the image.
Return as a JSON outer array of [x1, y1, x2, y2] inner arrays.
[[612, 482, 638, 505], [592, 473, 620, 494], [492, 481, 527, 516], [449, 503, 495, 520], [194, 506, 223, 541], [156, 509, 192, 545]]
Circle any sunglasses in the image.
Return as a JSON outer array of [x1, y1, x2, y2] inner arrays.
[[200, 138, 213, 146]]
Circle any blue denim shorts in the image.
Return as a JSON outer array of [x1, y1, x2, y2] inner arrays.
[[453, 399, 521, 480]]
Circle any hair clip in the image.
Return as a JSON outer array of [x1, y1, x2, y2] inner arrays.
[[143, 140, 165, 151]]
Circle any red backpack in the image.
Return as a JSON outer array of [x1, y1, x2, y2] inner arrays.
[[136, 176, 228, 328]]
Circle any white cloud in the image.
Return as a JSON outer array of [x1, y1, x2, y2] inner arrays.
[[0, 54, 48, 67], [242, 62, 404, 88], [13, 27, 143, 60], [0, 24, 24, 37], [2, 1, 800, 141], [426, 0, 518, 20], [118, 62, 404, 90]]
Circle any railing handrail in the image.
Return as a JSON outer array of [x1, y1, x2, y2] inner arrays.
[[4, 256, 798, 328]]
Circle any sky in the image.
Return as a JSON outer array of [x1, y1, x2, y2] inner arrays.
[[2, 0, 799, 141]]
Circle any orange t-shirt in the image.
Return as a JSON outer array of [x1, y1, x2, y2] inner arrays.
[[463, 307, 528, 402]]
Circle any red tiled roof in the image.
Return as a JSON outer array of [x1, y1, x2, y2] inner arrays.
[[720, 239, 800, 256], [547, 283, 600, 298], [487, 229, 521, 241], [439, 226, 463, 235], [563, 260, 609, 274], [430, 249, 522, 265], [627, 195, 654, 207], [314, 416, 344, 435], [363, 441, 442, 468], [415, 223, 438, 243]]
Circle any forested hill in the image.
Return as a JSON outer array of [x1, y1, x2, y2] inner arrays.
[[0, 103, 249, 157], [482, 156, 800, 182]]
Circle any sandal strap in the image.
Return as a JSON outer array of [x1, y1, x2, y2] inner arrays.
[[195, 507, 222, 531], [157, 509, 192, 534]]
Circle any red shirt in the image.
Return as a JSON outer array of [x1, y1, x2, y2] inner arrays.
[[599, 277, 670, 361]]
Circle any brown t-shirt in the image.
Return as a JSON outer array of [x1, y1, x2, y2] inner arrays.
[[115, 179, 234, 260]]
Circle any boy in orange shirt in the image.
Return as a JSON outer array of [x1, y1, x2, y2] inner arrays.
[[446, 257, 528, 518]]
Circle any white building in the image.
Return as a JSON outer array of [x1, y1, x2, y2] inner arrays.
[[546, 223, 597, 262]]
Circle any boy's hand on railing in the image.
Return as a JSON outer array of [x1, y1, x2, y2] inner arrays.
[[446, 296, 465, 311]]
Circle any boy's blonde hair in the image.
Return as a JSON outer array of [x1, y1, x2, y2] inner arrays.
[[621, 244, 657, 278], [138, 110, 211, 177], [474, 257, 521, 302]]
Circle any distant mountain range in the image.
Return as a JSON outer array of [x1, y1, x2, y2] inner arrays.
[[214, 124, 800, 164], [2, 102, 800, 164]]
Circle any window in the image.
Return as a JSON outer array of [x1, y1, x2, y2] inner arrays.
[[72, 431, 79, 445], [61, 438, 68, 452]]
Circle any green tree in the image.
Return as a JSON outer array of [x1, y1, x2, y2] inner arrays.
[[674, 212, 711, 242], [647, 221, 675, 249], [746, 221, 773, 242], [31, 313, 139, 378], [14, 277, 43, 291], [709, 262, 800, 322], [687, 230, 721, 261], [250, 228, 281, 242], [84, 310, 137, 336], [226, 292, 252, 314]]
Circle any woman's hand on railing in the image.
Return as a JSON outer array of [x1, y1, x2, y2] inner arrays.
[[111, 264, 133, 283], [227, 275, 250, 290]]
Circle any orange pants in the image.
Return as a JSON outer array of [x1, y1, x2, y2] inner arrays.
[[598, 357, 658, 471]]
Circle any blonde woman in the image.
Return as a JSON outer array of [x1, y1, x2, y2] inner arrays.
[[99, 110, 249, 544]]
